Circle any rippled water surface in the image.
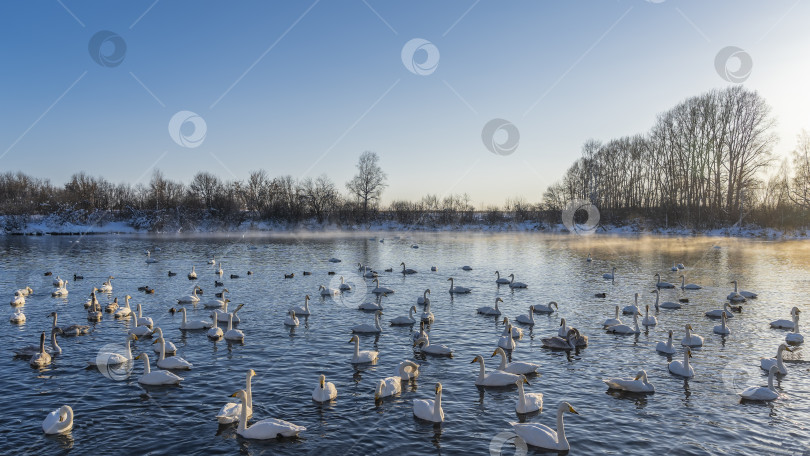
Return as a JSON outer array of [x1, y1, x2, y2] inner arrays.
[[2, 233, 809, 455]]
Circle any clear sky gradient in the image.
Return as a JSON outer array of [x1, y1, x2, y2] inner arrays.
[[1, 1, 808, 206]]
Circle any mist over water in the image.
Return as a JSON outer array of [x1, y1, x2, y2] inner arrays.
[[2, 233, 808, 455]]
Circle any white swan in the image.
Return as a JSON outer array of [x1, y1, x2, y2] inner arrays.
[[623, 293, 640, 315], [52, 276, 65, 287], [188, 266, 197, 280], [15, 286, 33, 297], [740, 365, 780, 401], [760, 343, 792, 375], [516, 306, 535, 325], [770, 307, 800, 329], [681, 324, 704, 347], [352, 310, 382, 334], [655, 273, 675, 289], [541, 329, 577, 350], [447, 277, 471, 294], [414, 334, 453, 356], [208, 257, 216, 265], [290, 295, 311, 316], [668, 347, 694, 378], [217, 370, 254, 424], [495, 271, 510, 284], [212, 302, 242, 323], [135, 353, 183, 385], [705, 302, 734, 319], [338, 276, 352, 291], [533, 301, 558, 314], [729, 280, 757, 299], [515, 375, 543, 413], [358, 293, 384, 311], [145, 250, 158, 263], [501, 317, 523, 338], [230, 389, 305, 438], [714, 313, 730, 335], [606, 311, 641, 335], [508, 274, 528, 289], [557, 318, 573, 337], [175, 307, 213, 330], [203, 288, 229, 309], [114, 295, 133, 319], [400, 262, 417, 275], [642, 305, 657, 327], [154, 337, 192, 370], [225, 312, 245, 342], [283, 310, 299, 327], [9, 308, 25, 324], [30, 332, 52, 368], [319, 284, 339, 296], [472, 354, 521, 386], [498, 324, 518, 350], [349, 334, 378, 363], [371, 278, 394, 295], [128, 313, 153, 337], [603, 267, 616, 281], [99, 277, 113, 293], [207, 316, 224, 339], [151, 327, 176, 355], [602, 306, 622, 328], [786, 312, 803, 345], [477, 297, 502, 315], [492, 347, 539, 375], [176, 286, 202, 304], [604, 369, 655, 393], [671, 263, 679, 271], [374, 376, 401, 400], [511, 402, 579, 451], [652, 289, 681, 309], [413, 383, 444, 423], [88, 334, 132, 367], [398, 360, 420, 380], [10, 294, 25, 307], [136, 303, 154, 328], [417, 289, 430, 305], [391, 306, 417, 326], [51, 281, 69, 297], [313, 374, 338, 402], [680, 275, 702, 290], [655, 330, 677, 354], [42, 405, 73, 435], [216, 263, 224, 276]]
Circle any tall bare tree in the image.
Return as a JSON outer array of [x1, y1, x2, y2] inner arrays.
[[346, 151, 387, 219]]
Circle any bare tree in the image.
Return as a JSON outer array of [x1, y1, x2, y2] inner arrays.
[[301, 174, 338, 223], [346, 151, 387, 220]]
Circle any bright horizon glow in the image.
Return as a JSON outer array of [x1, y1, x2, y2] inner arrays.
[[1, 1, 808, 206]]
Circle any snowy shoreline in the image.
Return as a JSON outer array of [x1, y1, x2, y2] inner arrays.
[[2, 215, 809, 240]]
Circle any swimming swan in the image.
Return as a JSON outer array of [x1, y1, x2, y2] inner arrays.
[[447, 277, 471, 294], [413, 383, 444, 423], [668, 347, 694, 378], [760, 343, 792, 375], [349, 334, 378, 363], [230, 389, 305, 439], [510, 402, 579, 451], [313, 374, 338, 402], [42, 405, 73, 435], [217, 370, 255, 424], [135, 353, 183, 385], [492, 346, 539, 375], [515, 375, 543, 413], [740, 365, 780, 401], [471, 354, 521, 386], [604, 369, 654, 393]]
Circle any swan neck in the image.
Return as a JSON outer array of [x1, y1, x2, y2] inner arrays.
[[354, 338, 360, 357], [125, 336, 132, 359], [142, 354, 151, 374], [497, 350, 507, 370], [556, 405, 568, 448], [477, 357, 486, 381], [768, 368, 775, 391], [246, 373, 253, 407], [228, 314, 233, 331], [683, 351, 690, 369], [238, 393, 248, 432], [517, 381, 526, 408], [51, 330, 61, 352], [433, 389, 442, 420], [159, 338, 166, 360]]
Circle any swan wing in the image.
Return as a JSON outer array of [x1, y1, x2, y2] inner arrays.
[[217, 402, 241, 423], [511, 422, 559, 449], [242, 418, 306, 439]]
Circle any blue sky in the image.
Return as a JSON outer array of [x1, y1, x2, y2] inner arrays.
[[1, 1, 808, 205]]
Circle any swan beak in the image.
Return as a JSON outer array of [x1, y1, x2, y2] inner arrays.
[[523, 377, 530, 385], [470, 358, 478, 363], [568, 405, 579, 414], [633, 374, 641, 380], [348, 339, 354, 344], [786, 347, 794, 352], [134, 354, 141, 360], [491, 350, 498, 357], [230, 392, 239, 398]]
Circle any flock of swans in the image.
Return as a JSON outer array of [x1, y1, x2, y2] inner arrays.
[[7, 247, 805, 452]]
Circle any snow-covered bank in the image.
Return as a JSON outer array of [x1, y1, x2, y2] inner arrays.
[[2, 214, 810, 240]]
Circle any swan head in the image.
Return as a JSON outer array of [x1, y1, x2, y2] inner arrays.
[[502, 317, 509, 325], [634, 370, 647, 381], [425, 289, 431, 295], [413, 336, 427, 347], [435, 382, 442, 393], [230, 389, 247, 399], [470, 355, 483, 364], [496, 297, 503, 304], [668, 330, 673, 338], [319, 374, 326, 387], [778, 343, 793, 353], [559, 318, 566, 326], [655, 273, 660, 278], [529, 305, 534, 312], [151, 337, 163, 345], [491, 348, 501, 357], [686, 347, 692, 357], [549, 301, 558, 309], [686, 324, 692, 331], [509, 274, 515, 279], [129, 334, 138, 341], [645, 305, 649, 312], [348, 335, 359, 344], [400, 262, 405, 266], [564, 402, 579, 415], [520, 375, 530, 385], [791, 307, 801, 315]]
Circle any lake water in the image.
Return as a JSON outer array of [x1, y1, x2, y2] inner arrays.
[[2, 233, 809, 455]]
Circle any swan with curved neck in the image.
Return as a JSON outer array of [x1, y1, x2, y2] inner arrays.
[[491, 346, 539, 374], [656, 330, 676, 354], [740, 365, 780, 401], [668, 347, 694, 377], [515, 375, 543, 413], [760, 343, 792, 374], [229, 389, 306, 438], [516, 306, 535, 325], [471, 354, 520, 386], [42, 405, 73, 435], [511, 402, 579, 451]]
